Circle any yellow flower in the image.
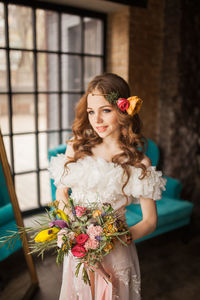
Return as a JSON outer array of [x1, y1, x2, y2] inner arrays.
[[56, 209, 70, 222], [92, 210, 102, 218], [48, 200, 59, 208], [104, 222, 118, 236], [126, 96, 143, 116], [105, 216, 114, 223], [62, 244, 67, 250], [34, 227, 60, 243], [53, 200, 59, 207], [103, 243, 113, 253]]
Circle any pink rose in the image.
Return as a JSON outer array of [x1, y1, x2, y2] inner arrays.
[[117, 98, 130, 112], [71, 245, 87, 257], [86, 224, 103, 239], [76, 233, 89, 245], [84, 238, 99, 251], [75, 206, 87, 217]]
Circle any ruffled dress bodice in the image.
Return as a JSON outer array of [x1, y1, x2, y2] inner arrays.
[[49, 155, 166, 211]]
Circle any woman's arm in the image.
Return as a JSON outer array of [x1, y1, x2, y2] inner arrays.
[[129, 154, 157, 241], [56, 141, 74, 210], [129, 197, 157, 241], [56, 187, 70, 210]]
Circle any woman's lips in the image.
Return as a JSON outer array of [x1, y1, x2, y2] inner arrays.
[[96, 126, 108, 133]]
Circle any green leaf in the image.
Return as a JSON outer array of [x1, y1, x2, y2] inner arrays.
[[56, 248, 65, 265], [75, 262, 82, 277], [105, 92, 119, 104], [116, 235, 128, 247], [82, 267, 91, 286]]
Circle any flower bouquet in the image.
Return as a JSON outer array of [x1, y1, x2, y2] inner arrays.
[[0, 198, 131, 285]]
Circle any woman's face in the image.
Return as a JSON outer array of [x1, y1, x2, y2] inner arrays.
[[87, 91, 120, 140]]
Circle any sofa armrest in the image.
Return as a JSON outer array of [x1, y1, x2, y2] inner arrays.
[[48, 144, 67, 159], [0, 203, 15, 226], [162, 176, 183, 199]]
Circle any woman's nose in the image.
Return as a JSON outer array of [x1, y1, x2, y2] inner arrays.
[[95, 112, 103, 123]]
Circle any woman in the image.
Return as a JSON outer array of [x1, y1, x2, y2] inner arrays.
[[49, 73, 166, 299]]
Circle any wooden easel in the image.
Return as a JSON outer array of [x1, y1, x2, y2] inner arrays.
[[0, 129, 39, 299]]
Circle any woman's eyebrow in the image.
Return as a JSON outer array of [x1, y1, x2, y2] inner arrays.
[[87, 105, 112, 109]]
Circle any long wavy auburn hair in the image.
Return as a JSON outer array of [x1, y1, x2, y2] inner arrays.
[[65, 73, 148, 199]]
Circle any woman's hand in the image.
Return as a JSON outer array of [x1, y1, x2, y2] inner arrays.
[[85, 262, 112, 283], [120, 231, 133, 245]]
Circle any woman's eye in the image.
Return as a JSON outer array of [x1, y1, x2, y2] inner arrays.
[[103, 109, 111, 113], [88, 111, 94, 115]]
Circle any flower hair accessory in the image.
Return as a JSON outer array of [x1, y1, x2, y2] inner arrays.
[[92, 92, 143, 116]]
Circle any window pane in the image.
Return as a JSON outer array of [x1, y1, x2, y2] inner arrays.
[[36, 9, 58, 51], [37, 53, 59, 92], [84, 18, 103, 55], [38, 94, 59, 131], [15, 173, 38, 211], [40, 171, 52, 206], [62, 55, 82, 91], [62, 14, 81, 53], [62, 93, 81, 129], [47, 132, 59, 150], [3, 136, 11, 166], [84, 57, 103, 89], [39, 133, 48, 169], [13, 94, 35, 133], [0, 50, 7, 92], [62, 131, 72, 144], [0, 3, 5, 47], [8, 4, 33, 49], [0, 95, 9, 135], [13, 134, 36, 172], [10, 51, 34, 92]]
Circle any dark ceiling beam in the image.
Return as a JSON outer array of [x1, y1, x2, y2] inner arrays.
[[0, 0, 106, 18], [103, 0, 148, 8]]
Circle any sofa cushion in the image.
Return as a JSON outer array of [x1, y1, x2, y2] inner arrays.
[[125, 208, 141, 228], [156, 196, 194, 227], [0, 220, 22, 261], [162, 176, 183, 199]]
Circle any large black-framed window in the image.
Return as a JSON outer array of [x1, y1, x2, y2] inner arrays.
[[0, 0, 106, 215]]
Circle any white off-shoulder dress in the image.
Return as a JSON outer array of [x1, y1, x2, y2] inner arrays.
[[49, 155, 166, 300]]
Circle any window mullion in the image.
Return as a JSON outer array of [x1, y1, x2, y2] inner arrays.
[[58, 12, 62, 144], [32, 8, 41, 208], [81, 17, 84, 93]]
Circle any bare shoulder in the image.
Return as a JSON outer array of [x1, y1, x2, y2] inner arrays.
[[140, 154, 152, 168], [65, 139, 75, 159]]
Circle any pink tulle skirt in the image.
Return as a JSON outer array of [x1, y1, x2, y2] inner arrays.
[[59, 241, 141, 300]]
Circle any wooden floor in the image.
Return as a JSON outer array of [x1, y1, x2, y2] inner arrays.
[[1, 215, 200, 300]]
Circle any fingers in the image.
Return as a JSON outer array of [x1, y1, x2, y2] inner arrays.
[[88, 263, 112, 283], [124, 232, 133, 245]]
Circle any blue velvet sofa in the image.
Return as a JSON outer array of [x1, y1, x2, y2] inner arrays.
[[0, 162, 22, 261], [48, 139, 194, 243]]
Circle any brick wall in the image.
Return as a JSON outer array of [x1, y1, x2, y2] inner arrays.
[[129, 0, 164, 141], [106, 7, 130, 81]]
